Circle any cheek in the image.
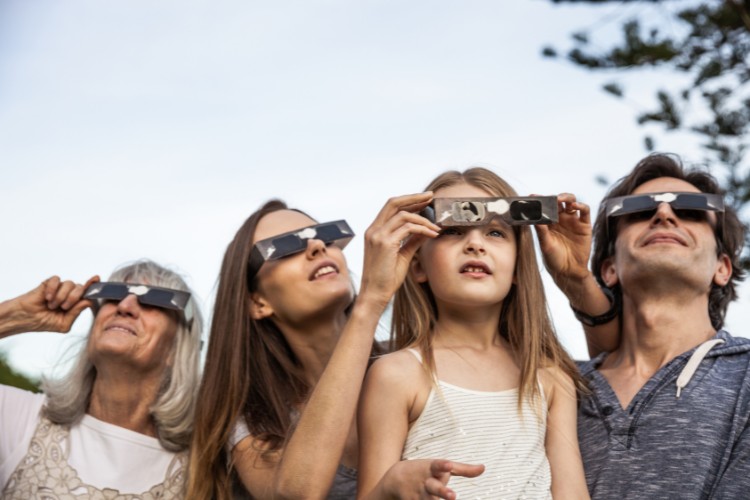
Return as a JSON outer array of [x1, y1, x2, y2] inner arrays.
[[261, 276, 301, 309], [418, 243, 446, 274], [258, 260, 304, 296], [88, 307, 113, 346], [153, 319, 179, 357]]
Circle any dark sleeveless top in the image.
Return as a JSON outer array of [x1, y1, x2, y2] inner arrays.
[[327, 464, 357, 499]]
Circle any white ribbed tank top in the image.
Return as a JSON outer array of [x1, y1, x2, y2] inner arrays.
[[402, 349, 552, 500]]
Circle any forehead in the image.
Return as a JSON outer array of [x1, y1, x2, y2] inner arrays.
[[434, 182, 492, 198], [632, 177, 702, 195], [254, 209, 317, 243]]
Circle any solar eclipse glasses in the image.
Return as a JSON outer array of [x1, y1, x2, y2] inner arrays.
[[84, 282, 194, 323], [247, 220, 354, 281], [604, 192, 724, 223], [421, 196, 558, 227]]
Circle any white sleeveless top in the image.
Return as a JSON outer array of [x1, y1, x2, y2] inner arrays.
[[402, 349, 552, 499]]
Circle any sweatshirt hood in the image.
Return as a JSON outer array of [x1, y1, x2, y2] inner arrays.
[[581, 330, 750, 376], [580, 330, 750, 398], [703, 330, 750, 357]]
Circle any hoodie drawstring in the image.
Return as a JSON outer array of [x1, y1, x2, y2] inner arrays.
[[675, 338, 725, 398]]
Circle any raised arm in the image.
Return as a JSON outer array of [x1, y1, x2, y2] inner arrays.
[[541, 366, 590, 500], [233, 193, 442, 499], [535, 193, 619, 357], [0, 275, 99, 339]]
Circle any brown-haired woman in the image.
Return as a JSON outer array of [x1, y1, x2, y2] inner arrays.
[[187, 194, 471, 499]]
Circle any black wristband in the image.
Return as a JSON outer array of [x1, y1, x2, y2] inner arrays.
[[570, 287, 619, 327]]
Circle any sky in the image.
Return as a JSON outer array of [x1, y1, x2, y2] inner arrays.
[[1, 0, 747, 378]]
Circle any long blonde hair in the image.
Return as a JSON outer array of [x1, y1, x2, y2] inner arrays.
[[391, 167, 582, 407]]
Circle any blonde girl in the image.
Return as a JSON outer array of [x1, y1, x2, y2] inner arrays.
[[358, 168, 589, 499]]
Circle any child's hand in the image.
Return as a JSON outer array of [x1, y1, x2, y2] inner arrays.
[[1, 275, 99, 337], [380, 459, 485, 500], [358, 192, 440, 309], [535, 193, 593, 289]]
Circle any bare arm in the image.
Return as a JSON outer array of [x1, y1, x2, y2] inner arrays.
[[535, 193, 619, 357], [0, 275, 98, 339], [541, 366, 590, 500], [357, 353, 484, 500], [357, 353, 419, 499], [233, 193, 442, 499]]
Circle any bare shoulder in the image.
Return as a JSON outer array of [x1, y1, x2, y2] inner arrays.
[[538, 365, 576, 406], [365, 348, 433, 423], [368, 348, 426, 385]]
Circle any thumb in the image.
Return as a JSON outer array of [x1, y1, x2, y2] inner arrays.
[[59, 300, 93, 333], [83, 275, 101, 289], [400, 233, 429, 261], [534, 224, 550, 247], [68, 299, 93, 319]]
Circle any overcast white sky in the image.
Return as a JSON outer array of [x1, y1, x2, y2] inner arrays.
[[1, 0, 747, 378]]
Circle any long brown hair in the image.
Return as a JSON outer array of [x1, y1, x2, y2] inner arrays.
[[391, 167, 582, 408], [188, 200, 313, 500]]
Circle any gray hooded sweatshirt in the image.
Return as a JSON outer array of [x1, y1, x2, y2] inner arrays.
[[578, 330, 750, 499]]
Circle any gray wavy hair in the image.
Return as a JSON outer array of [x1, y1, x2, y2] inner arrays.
[[42, 259, 203, 452]]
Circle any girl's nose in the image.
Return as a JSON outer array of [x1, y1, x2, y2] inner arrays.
[[463, 229, 486, 255]]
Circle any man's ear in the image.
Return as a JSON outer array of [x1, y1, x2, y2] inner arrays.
[[411, 257, 428, 284], [601, 257, 619, 288], [249, 292, 274, 320], [713, 253, 732, 287]]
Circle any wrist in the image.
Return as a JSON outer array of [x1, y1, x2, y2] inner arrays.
[[0, 299, 30, 338], [353, 288, 392, 315], [560, 273, 600, 306], [379, 463, 404, 500], [551, 268, 594, 296], [570, 286, 619, 327]]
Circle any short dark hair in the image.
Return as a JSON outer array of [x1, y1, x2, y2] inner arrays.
[[591, 153, 746, 330]]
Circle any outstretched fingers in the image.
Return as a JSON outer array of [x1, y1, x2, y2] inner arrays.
[[446, 461, 485, 478], [423, 477, 455, 500], [423, 460, 485, 499]]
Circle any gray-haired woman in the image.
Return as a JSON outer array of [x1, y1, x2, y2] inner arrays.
[[0, 259, 202, 498]]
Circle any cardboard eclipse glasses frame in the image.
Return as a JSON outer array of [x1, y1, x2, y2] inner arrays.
[[604, 192, 725, 219], [84, 282, 194, 323], [247, 220, 354, 282], [421, 196, 559, 227], [604, 192, 725, 237]]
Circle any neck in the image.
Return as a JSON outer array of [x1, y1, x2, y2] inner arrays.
[[432, 302, 502, 349], [87, 367, 163, 437], [613, 289, 716, 370], [278, 312, 348, 385]]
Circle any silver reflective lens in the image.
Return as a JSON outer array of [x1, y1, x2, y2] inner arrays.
[[426, 196, 558, 227]]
